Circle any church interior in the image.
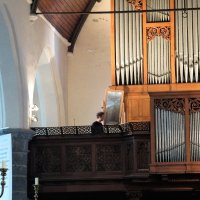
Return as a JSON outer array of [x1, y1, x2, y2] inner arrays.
[[1, 0, 200, 199]]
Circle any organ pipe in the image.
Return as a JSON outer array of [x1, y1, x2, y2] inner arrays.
[[154, 98, 186, 162], [115, 0, 200, 85], [115, 0, 143, 85], [176, 0, 200, 83], [147, 0, 170, 22], [155, 108, 185, 162]]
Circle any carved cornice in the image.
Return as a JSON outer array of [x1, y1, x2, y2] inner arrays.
[[127, 0, 143, 10], [154, 98, 185, 114], [147, 26, 171, 42]]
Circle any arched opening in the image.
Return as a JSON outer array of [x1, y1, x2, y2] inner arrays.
[[0, 7, 23, 128], [31, 48, 62, 127]]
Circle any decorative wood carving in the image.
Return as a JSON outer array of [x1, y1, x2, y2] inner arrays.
[[154, 98, 185, 114], [147, 26, 171, 42], [126, 143, 134, 171], [127, 0, 143, 10], [189, 98, 200, 113], [65, 145, 92, 172], [35, 146, 62, 173], [129, 122, 150, 132], [136, 141, 149, 170], [96, 144, 122, 171]]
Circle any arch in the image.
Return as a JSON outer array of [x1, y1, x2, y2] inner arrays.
[[0, 3, 25, 128], [32, 47, 65, 127], [0, 71, 5, 128]]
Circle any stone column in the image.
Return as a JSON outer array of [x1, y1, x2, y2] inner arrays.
[[0, 128, 34, 200]]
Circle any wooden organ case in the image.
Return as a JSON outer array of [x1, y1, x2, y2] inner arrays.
[[111, 0, 200, 173]]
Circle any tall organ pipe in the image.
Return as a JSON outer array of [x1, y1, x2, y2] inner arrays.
[[175, 0, 200, 83], [115, 0, 143, 85], [155, 107, 186, 162]]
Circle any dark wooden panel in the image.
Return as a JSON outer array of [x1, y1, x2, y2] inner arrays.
[[36, 0, 94, 50]]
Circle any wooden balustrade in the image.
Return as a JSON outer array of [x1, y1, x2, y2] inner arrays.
[[28, 123, 150, 197]]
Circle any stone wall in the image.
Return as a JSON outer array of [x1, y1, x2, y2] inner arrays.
[[0, 128, 34, 200]]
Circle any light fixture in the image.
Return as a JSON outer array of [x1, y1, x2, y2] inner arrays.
[[31, 104, 39, 112], [31, 115, 38, 122], [0, 161, 7, 199]]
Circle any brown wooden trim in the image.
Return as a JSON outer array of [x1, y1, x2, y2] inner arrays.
[[150, 162, 200, 174], [170, 0, 176, 84], [110, 83, 200, 93], [68, 0, 97, 52], [145, 22, 171, 27], [150, 96, 155, 164], [111, 0, 116, 86], [185, 97, 190, 162]]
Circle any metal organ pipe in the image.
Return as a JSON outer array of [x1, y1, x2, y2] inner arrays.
[[176, 0, 200, 83], [155, 107, 186, 162], [190, 98, 200, 162], [148, 36, 170, 84], [146, 0, 171, 85], [147, 0, 170, 22], [115, 0, 143, 85]]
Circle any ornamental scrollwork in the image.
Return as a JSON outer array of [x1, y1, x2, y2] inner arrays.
[[189, 98, 200, 113], [96, 144, 122, 171], [154, 98, 185, 114], [65, 145, 92, 172], [35, 146, 62, 173], [147, 26, 171, 42], [127, 0, 143, 10]]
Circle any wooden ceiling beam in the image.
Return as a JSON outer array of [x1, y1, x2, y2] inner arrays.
[[68, 0, 98, 52], [31, 0, 40, 14]]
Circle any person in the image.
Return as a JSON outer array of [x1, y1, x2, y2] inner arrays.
[[91, 111, 104, 134]]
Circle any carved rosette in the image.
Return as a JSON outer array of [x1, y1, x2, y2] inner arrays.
[[154, 98, 185, 114], [147, 26, 171, 42], [127, 0, 143, 10], [189, 98, 200, 113]]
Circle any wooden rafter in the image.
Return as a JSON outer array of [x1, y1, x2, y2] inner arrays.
[[68, 0, 98, 52]]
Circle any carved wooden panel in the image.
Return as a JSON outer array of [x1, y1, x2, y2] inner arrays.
[[147, 27, 171, 42], [136, 141, 150, 170], [126, 143, 134, 171], [129, 122, 150, 132], [65, 145, 92, 172], [35, 146, 62, 173], [96, 144, 122, 171], [127, 0, 143, 10], [127, 94, 150, 122], [154, 98, 185, 113], [189, 98, 200, 113]]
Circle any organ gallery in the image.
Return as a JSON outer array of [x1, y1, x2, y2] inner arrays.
[[28, 1, 200, 199]]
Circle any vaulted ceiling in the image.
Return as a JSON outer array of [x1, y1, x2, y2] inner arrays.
[[31, 0, 99, 52]]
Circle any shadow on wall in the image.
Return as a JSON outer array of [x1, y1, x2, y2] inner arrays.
[[0, 6, 24, 128], [32, 48, 61, 127]]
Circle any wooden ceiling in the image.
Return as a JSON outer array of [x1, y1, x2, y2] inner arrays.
[[32, 0, 98, 52]]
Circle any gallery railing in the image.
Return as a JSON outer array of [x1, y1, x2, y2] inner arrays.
[[28, 122, 150, 195]]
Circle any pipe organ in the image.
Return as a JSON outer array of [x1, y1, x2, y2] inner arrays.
[[111, 0, 200, 121], [110, 0, 200, 173], [154, 98, 185, 162], [113, 0, 200, 85], [149, 92, 200, 173], [115, 0, 143, 85], [175, 0, 200, 83]]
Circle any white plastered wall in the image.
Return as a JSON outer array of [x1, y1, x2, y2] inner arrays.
[[0, 0, 68, 128], [67, 0, 111, 125]]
